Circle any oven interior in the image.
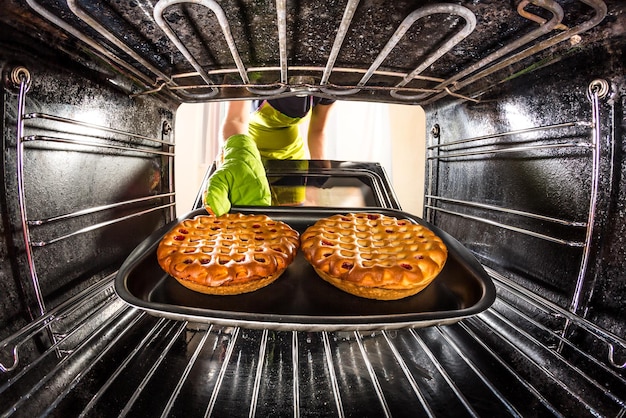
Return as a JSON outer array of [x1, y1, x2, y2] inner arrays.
[[1, 0, 625, 416]]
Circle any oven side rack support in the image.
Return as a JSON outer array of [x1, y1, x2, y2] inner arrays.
[[13, 66, 46, 318], [424, 120, 594, 247], [424, 78, 625, 370], [6, 65, 176, 324], [0, 273, 117, 373], [568, 79, 612, 315]]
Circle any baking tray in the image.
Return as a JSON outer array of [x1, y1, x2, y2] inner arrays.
[[115, 207, 495, 331]]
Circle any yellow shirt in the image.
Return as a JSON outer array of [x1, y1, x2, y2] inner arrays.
[[247, 101, 307, 160]]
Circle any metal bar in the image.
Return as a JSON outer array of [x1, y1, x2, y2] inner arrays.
[[435, 326, 524, 417], [10, 71, 60, 386], [426, 161, 435, 222], [322, 4, 475, 96], [443, 86, 481, 103], [322, 331, 345, 418], [380, 331, 435, 417], [425, 195, 587, 227], [167, 137, 176, 223], [486, 266, 626, 369], [415, 0, 565, 103], [163, 81, 442, 95], [390, 5, 476, 100], [64, 0, 217, 100], [23, 113, 173, 145], [41, 311, 149, 416], [25, 0, 169, 96], [427, 141, 593, 160], [239, 0, 289, 96], [14, 71, 47, 319], [475, 309, 610, 414], [78, 318, 171, 418], [66, 0, 173, 85], [22, 134, 175, 157], [425, 205, 585, 247], [494, 296, 626, 385], [426, 121, 441, 222], [360, 4, 474, 91], [155, 0, 264, 97], [445, 0, 608, 99], [320, 0, 360, 86], [119, 321, 188, 418], [0, 274, 115, 373], [569, 80, 607, 315], [152, 0, 220, 97], [28, 193, 175, 226], [30, 203, 174, 247], [609, 345, 626, 370], [518, 0, 568, 30], [353, 331, 391, 418], [160, 325, 213, 418], [457, 321, 564, 417], [2, 305, 138, 416], [248, 329, 269, 418], [204, 326, 241, 418], [0, 291, 119, 393], [276, 0, 288, 85], [171, 66, 445, 82], [408, 329, 479, 418], [427, 121, 592, 150], [50, 290, 118, 341], [291, 331, 300, 418]]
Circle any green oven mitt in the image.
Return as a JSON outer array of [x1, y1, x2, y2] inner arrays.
[[203, 134, 271, 216]]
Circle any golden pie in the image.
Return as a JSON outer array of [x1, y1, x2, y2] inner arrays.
[[157, 213, 299, 295], [300, 213, 447, 300]]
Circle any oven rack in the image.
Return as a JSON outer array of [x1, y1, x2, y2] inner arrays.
[[0, 265, 624, 416], [24, 0, 607, 104], [11, 70, 175, 321]]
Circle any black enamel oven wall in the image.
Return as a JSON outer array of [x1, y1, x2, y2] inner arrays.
[[423, 36, 626, 344], [0, 32, 176, 358]]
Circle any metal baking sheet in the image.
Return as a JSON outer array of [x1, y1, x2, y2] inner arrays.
[[115, 207, 495, 331]]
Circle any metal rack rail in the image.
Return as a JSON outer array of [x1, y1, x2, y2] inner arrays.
[[420, 76, 626, 415], [24, 0, 607, 103], [425, 80, 610, 322], [10, 67, 175, 320]]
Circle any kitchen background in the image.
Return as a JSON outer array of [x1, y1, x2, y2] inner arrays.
[[174, 101, 426, 216]]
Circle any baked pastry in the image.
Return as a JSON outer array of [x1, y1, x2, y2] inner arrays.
[[300, 213, 447, 300], [157, 213, 299, 295]]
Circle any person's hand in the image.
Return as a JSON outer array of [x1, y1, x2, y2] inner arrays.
[[204, 134, 271, 216]]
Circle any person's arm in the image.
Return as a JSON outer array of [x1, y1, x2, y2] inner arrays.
[[307, 102, 334, 160], [222, 100, 251, 140]]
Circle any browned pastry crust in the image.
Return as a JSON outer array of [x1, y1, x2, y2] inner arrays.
[[300, 213, 447, 300], [157, 213, 299, 295]]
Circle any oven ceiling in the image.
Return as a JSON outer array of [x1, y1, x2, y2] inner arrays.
[[1, 0, 617, 104]]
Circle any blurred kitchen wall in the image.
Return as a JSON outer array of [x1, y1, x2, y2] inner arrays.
[[388, 103, 426, 216]]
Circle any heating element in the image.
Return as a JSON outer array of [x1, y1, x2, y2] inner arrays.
[[13, 0, 609, 103]]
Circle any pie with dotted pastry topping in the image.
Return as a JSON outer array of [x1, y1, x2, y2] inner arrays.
[[157, 213, 299, 295], [300, 213, 448, 300]]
